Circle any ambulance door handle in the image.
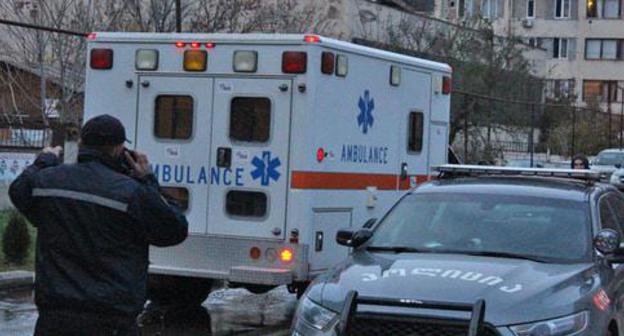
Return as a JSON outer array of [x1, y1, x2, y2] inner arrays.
[[279, 84, 289, 92], [141, 80, 150, 88], [217, 147, 232, 168], [400, 162, 408, 180]]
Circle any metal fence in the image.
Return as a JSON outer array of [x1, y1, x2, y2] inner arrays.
[[451, 90, 622, 164]]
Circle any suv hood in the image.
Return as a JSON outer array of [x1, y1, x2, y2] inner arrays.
[[317, 252, 597, 326]]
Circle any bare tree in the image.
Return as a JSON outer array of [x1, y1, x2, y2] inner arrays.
[[0, 0, 128, 125]]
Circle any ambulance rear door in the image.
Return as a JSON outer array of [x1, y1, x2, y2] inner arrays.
[[207, 77, 292, 240], [135, 75, 213, 234]]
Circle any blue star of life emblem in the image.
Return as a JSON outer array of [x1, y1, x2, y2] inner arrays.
[[251, 151, 281, 186], [357, 90, 375, 134]]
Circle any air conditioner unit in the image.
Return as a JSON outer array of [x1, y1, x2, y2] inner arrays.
[[522, 18, 534, 28]]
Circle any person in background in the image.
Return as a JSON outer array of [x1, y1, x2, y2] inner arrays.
[[9, 114, 188, 336], [571, 154, 590, 170]]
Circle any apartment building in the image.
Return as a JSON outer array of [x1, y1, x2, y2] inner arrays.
[[438, 0, 624, 111]]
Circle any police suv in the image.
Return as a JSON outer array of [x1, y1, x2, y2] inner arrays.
[[292, 165, 624, 336]]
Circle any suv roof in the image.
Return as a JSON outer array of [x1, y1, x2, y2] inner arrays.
[[428, 165, 613, 202]]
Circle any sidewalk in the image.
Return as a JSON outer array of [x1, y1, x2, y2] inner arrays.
[[0, 270, 34, 291]]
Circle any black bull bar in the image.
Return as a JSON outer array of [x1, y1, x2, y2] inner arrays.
[[336, 290, 486, 336]]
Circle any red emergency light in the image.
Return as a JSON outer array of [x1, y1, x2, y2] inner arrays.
[[175, 41, 186, 48], [442, 76, 452, 95], [304, 35, 321, 43], [190, 42, 201, 49], [90, 49, 113, 70], [282, 51, 307, 74], [321, 52, 335, 75]]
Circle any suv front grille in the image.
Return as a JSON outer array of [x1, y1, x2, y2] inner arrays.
[[347, 316, 499, 336]]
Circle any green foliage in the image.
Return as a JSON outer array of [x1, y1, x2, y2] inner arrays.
[[2, 210, 31, 265]]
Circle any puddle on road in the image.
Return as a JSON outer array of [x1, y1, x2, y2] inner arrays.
[[0, 289, 38, 336], [0, 286, 297, 336]]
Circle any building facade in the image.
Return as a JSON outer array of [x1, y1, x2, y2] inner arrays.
[[438, 0, 624, 112]]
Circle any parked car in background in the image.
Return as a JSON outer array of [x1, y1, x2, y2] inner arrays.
[[503, 159, 545, 168], [591, 149, 624, 181]]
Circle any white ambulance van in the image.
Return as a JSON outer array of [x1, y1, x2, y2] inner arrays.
[[84, 33, 452, 304]]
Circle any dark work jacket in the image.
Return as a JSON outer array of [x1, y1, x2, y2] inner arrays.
[[9, 148, 188, 322]]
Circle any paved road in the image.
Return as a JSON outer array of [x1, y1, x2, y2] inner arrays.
[[0, 286, 296, 335]]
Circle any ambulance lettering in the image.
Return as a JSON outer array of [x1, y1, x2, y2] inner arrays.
[[152, 164, 244, 186]]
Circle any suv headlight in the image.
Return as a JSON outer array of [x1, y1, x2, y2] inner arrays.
[[610, 173, 620, 184], [296, 296, 338, 331], [510, 311, 588, 336]]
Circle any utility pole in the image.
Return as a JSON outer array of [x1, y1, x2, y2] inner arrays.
[[529, 103, 535, 167], [175, 0, 182, 33], [620, 86, 624, 150]]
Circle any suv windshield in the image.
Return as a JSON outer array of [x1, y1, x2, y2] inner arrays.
[[594, 152, 624, 166], [368, 193, 591, 262]]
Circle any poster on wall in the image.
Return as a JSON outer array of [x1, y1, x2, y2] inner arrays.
[[0, 152, 37, 181]]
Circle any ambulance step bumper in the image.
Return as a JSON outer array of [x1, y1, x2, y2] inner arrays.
[[229, 266, 292, 285]]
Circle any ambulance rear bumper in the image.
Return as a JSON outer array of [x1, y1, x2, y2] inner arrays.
[[148, 234, 308, 285]]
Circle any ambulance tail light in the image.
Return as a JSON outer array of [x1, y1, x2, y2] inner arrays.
[[282, 52, 307, 74], [90, 49, 113, 70], [87, 33, 97, 40], [321, 52, 334, 75], [184, 50, 207, 71], [442, 76, 452, 95], [233, 50, 258, 72], [190, 42, 201, 49], [135, 49, 159, 71], [249, 247, 261, 260], [280, 248, 294, 264], [175, 41, 186, 48]]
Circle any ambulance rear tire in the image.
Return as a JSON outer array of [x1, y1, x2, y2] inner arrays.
[[148, 274, 213, 307], [244, 284, 277, 294]]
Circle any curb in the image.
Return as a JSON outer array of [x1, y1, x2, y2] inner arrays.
[[0, 270, 34, 291]]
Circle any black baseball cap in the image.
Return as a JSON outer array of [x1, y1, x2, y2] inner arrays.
[[80, 114, 130, 146]]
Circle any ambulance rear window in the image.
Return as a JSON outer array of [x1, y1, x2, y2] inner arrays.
[[230, 97, 271, 143], [154, 95, 193, 139], [161, 187, 189, 211], [408, 111, 424, 152], [226, 190, 267, 218]]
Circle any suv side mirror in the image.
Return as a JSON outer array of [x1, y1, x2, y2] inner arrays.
[[616, 164, 622, 169], [336, 229, 373, 248], [594, 229, 624, 262]]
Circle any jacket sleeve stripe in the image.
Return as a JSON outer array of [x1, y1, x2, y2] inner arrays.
[[32, 188, 129, 213]]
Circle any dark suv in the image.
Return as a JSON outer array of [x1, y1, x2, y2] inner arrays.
[[291, 165, 624, 336]]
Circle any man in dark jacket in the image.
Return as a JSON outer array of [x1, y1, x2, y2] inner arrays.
[[9, 114, 188, 336]]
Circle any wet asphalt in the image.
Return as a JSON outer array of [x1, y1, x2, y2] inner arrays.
[[0, 286, 297, 336]]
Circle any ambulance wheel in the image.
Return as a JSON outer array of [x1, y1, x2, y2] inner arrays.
[[148, 274, 213, 307], [244, 284, 277, 294]]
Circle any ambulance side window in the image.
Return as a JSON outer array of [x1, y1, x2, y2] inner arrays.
[[230, 97, 271, 143], [226, 190, 267, 218], [408, 111, 424, 152], [154, 95, 193, 139]]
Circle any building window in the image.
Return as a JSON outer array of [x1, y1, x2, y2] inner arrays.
[[154, 95, 193, 139], [226, 191, 267, 218], [554, 0, 571, 18], [527, 0, 535, 17], [587, 0, 621, 18], [583, 80, 620, 102], [585, 39, 624, 60], [229, 97, 271, 143], [481, 0, 497, 18], [545, 79, 576, 100], [553, 38, 568, 58], [408, 112, 424, 152]]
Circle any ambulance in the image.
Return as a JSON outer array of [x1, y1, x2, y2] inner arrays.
[[84, 33, 452, 304]]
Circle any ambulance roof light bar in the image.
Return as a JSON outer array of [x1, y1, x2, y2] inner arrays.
[[433, 164, 601, 182]]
